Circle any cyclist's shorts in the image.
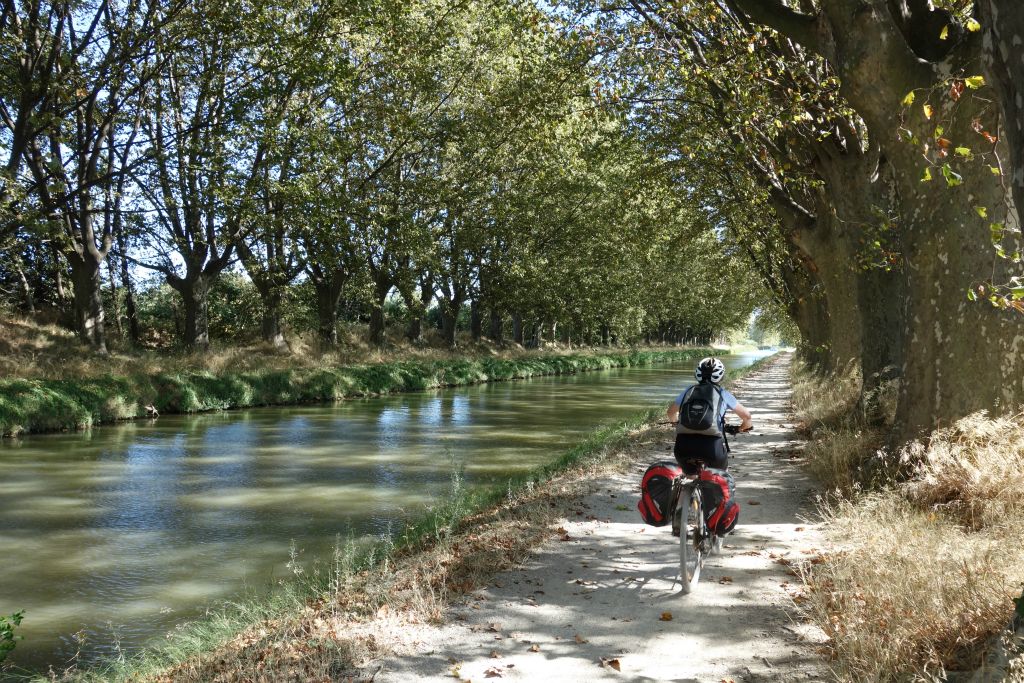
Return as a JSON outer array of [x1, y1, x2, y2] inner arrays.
[[673, 434, 727, 474]]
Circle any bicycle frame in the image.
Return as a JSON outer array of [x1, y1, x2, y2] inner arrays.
[[670, 462, 719, 592]]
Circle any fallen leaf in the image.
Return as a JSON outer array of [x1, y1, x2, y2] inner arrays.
[[748, 500, 761, 506], [487, 623, 502, 632], [599, 657, 622, 671], [489, 650, 502, 659], [528, 644, 540, 652], [484, 666, 505, 678], [795, 526, 805, 531], [659, 612, 673, 621], [718, 576, 734, 584], [574, 634, 588, 644]]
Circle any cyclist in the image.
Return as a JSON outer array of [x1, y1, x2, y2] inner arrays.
[[666, 357, 753, 504]]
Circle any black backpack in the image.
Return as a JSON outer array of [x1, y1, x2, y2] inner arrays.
[[676, 382, 725, 438], [638, 460, 682, 526]]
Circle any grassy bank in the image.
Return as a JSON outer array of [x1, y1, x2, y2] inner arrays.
[[11, 354, 777, 682], [791, 363, 1024, 681], [0, 348, 712, 437]]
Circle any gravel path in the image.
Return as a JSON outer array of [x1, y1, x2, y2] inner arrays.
[[375, 354, 829, 682]]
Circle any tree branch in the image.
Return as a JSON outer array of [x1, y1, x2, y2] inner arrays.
[[728, 0, 821, 55]]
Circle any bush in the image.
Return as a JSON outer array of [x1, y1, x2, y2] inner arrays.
[[0, 611, 24, 666]]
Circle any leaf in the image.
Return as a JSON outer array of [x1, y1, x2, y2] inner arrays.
[[902, 91, 916, 106], [659, 612, 673, 621], [965, 75, 985, 89], [990, 166, 1002, 176], [574, 634, 588, 644], [975, 206, 988, 218], [967, 287, 978, 301], [941, 164, 962, 187], [599, 657, 622, 671], [921, 167, 933, 182], [991, 222, 1005, 242], [939, 25, 950, 40], [528, 644, 540, 652], [955, 146, 971, 157], [923, 104, 934, 119], [966, 18, 981, 32]]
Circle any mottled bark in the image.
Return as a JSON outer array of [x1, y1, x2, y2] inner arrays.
[[168, 273, 212, 350], [367, 272, 393, 347], [117, 231, 140, 344], [312, 273, 345, 348], [488, 309, 503, 342], [441, 305, 458, 348], [979, 0, 1024, 223], [470, 300, 483, 340], [259, 289, 286, 349], [67, 253, 108, 353]]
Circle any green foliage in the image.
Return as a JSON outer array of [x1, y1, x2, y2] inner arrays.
[[0, 610, 25, 666]]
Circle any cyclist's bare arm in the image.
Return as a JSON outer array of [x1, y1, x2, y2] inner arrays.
[[666, 403, 680, 423], [732, 402, 754, 432]]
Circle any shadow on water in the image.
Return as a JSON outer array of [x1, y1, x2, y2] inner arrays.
[[0, 352, 771, 670]]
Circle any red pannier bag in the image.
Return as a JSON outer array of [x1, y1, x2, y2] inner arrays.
[[638, 461, 683, 526], [698, 469, 739, 535]]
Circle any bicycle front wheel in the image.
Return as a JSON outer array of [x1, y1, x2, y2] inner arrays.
[[679, 485, 704, 593]]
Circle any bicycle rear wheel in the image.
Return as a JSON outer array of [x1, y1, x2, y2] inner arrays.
[[679, 485, 704, 593]]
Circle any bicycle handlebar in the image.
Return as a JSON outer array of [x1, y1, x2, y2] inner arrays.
[[656, 421, 754, 434]]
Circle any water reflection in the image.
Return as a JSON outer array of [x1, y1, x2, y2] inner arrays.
[[0, 352, 770, 670]]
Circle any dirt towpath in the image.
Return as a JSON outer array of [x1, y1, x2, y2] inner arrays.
[[375, 354, 828, 682]]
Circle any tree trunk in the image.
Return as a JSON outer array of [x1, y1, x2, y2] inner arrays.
[[107, 258, 122, 337], [169, 273, 212, 350], [980, 0, 1024, 224], [15, 264, 35, 315], [890, 156, 1023, 437], [441, 305, 458, 348], [118, 231, 140, 345], [470, 300, 483, 341], [512, 313, 523, 345], [260, 289, 286, 349], [368, 278, 391, 347], [67, 254, 108, 353], [313, 277, 344, 348], [488, 309, 503, 342]]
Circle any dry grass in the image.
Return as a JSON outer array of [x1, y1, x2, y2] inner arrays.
[[0, 315, 679, 382], [802, 495, 1024, 681], [791, 359, 862, 435], [0, 316, 492, 380], [790, 360, 890, 492], [792, 363, 1024, 681], [903, 412, 1024, 531]]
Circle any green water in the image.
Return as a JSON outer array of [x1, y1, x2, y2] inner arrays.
[[0, 351, 770, 671]]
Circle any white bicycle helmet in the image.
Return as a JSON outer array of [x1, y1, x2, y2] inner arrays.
[[695, 357, 725, 384]]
